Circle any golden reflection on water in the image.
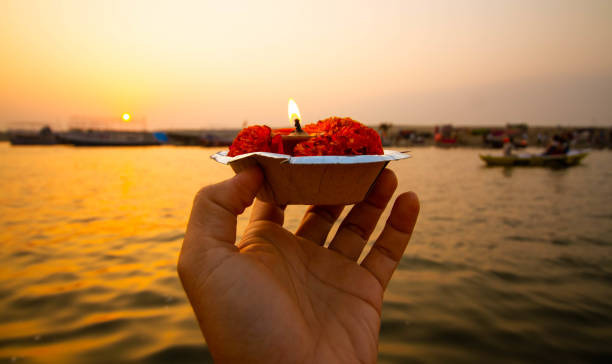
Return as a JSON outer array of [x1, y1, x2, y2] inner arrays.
[[1, 143, 611, 363], [0, 145, 231, 363]]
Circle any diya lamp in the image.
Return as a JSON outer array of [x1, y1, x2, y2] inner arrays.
[[211, 99, 410, 205]]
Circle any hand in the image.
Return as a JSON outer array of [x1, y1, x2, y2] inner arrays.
[[178, 167, 419, 363]]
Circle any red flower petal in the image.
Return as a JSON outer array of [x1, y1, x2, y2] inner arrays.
[[228, 125, 272, 157]]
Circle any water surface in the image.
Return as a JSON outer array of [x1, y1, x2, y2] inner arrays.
[[1, 144, 611, 363]]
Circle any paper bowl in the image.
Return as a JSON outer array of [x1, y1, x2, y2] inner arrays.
[[211, 150, 410, 205]]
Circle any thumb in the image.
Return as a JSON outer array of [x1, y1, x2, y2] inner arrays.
[[181, 167, 263, 263]]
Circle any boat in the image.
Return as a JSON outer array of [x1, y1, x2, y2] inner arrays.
[[163, 131, 234, 146], [8, 125, 58, 145], [57, 129, 163, 146], [434, 124, 457, 147], [479, 150, 588, 167]]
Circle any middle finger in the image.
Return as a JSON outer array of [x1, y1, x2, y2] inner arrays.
[[295, 205, 344, 245], [328, 169, 397, 261]]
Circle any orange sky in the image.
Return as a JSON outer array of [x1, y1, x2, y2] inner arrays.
[[1, 0, 611, 130]]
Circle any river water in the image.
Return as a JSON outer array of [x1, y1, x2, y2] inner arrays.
[[0, 143, 611, 363]]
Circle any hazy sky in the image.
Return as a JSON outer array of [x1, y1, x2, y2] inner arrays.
[[1, 0, 611, 129]]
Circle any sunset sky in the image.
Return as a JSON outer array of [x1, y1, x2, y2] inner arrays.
[[1, 0, 611, 130]]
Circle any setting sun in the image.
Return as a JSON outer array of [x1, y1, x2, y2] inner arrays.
[[122, 113, 131, 122]]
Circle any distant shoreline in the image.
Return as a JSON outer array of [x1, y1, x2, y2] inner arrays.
[[151, 124, 612, 148], [2, 124, 611, 148]]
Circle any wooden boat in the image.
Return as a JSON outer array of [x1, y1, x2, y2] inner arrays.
[[57, 130, 162, 146], [479, 150, 588, 167]]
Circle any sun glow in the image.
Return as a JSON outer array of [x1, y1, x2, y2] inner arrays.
[[122, 113, 131, 122]]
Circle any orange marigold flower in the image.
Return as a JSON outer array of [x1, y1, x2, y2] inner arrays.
[[228, 125, 272, 157], [294, 117, 383, 156]]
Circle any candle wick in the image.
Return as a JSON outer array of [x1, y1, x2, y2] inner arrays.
[[294, 118, 303, 133]]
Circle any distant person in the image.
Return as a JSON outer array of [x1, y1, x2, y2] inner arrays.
[[561, 132, 572, 153], [536, 133, 544, 146], [562, 135, 571, 153], [178, 167, 420, 363], [503, 137, 513, 156], [544, 135, 565, 155], [434, 125, 442, 143], [485, 132, 494, 147]]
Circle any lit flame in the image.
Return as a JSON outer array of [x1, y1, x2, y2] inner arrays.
[[288, 99, 301, 123]]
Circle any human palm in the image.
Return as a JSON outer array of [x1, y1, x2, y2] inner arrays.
[[178, 168, 419, 363]]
